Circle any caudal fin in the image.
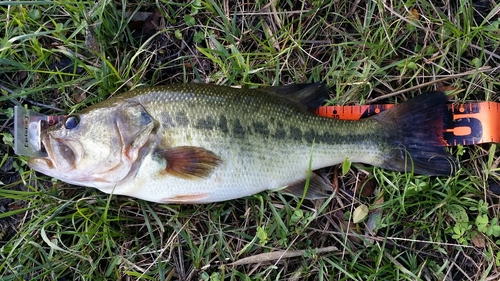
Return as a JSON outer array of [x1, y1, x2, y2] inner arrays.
[[373, 92, 456, 176]]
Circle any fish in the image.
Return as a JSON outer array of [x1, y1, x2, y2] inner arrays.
[[28, 83, 456, 204]]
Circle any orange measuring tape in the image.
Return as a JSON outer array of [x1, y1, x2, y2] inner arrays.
[[315, 102, 500, 146]]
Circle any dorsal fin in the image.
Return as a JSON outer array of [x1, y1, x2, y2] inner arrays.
[[263, 82, 329, 112]]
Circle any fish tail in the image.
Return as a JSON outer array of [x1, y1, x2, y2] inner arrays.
[[373, 92, 456, 176]]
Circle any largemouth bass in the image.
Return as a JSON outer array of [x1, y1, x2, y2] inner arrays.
[[28, 83, 455, 203]]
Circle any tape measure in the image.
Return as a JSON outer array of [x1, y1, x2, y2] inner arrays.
[[315, 102, 500, 146]]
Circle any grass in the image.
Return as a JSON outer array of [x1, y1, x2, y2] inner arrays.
[[1, 0, 500, 280]]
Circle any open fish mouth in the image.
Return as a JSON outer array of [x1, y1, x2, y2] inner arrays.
[[28, 132, 55, 172], [32, 132, 79, 173], [51, 138, 77, 169], [28, 157, 55, 170]]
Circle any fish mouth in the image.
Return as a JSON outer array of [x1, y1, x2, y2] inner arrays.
[[31, 132, 79, 173], [28, 157, 55, 171]]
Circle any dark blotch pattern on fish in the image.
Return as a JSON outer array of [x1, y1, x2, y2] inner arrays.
[[303, 129, 347, 144], [219, 115, 229, 134], [304, 130, 316, 143], [274, 122, 287, 139], [160, 112, 176, 128], [175, 111, 189, 127], [252, 121, 270, 137], [195, 116, 216, 130], [232, 118, 246, 138], [290, 126, 303, 141]]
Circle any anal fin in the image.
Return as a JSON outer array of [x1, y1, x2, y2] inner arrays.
[[161, 193, 210, 204], [280, 172, 333, 199]]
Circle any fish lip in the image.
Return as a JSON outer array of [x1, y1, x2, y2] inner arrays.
[[28, 157, 54, 170], [28, 131, 54, 169], [40, 131, 53, 157], [37, 131, 79, 173]]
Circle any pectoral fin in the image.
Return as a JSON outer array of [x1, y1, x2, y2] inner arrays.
[[281, 172, 333, 199], [157, 146, 222, 179]]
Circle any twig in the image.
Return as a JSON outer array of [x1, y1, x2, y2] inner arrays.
[[229, 245, 339, 266], [25, 100, 65, 112]]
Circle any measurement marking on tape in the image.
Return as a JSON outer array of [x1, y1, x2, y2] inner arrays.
[[315, 102, 499, 146]]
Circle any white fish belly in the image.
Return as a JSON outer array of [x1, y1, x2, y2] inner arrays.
[[108, 141, 382, 203]]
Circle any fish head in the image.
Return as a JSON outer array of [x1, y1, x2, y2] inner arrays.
[[29, 100, 157, 189]]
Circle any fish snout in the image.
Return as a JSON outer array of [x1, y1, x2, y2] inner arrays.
[[40, 133, 81, 173]]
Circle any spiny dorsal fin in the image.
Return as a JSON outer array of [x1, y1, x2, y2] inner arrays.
[[280, 172, 333, 199], [157, 146, 222, 179], [263, 82, 329, 112]]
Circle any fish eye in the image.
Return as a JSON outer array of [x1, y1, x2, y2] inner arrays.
[[64, 115, 80, 129]]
